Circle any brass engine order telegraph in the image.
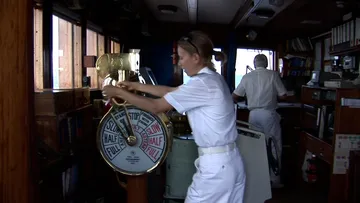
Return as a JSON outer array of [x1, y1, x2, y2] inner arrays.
[[97, 102, 173, 175], [95, 53, 173, 203]]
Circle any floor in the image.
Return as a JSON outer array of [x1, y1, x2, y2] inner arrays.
[[84, 146, 328, 203], [160, 187, 327, 203], [266, 187, 327, 203], [161, 189, 327, 203], [84, 171, 328, 203], [150, 172, 328, 203]]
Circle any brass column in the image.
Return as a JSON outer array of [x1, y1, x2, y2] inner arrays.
[[0, 0, 35, 202]]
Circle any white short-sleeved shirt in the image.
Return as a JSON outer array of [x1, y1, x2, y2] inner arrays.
[[164, 67, 238, 148], [233, 67, 287, 111]]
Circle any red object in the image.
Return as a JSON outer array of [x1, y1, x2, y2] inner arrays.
[[104, 101, 112, 113], [172, 42, 177, 65], [306, 155, 317, 183]]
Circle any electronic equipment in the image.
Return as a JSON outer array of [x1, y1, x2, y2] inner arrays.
[[324, 80, 354, 88], [343, 56, 355, 69], [307, 71, 341, 87]]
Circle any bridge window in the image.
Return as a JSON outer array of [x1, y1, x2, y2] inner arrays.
[[234, 49, 274, 87], [33, 6, 117, 90], [183, 48, 222, 84], [86, 29, 105, 89], [52, 15, 82, 89]]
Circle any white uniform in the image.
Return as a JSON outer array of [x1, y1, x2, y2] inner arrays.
[[164, 67, 246, 203], [233, 67, 287, 184]]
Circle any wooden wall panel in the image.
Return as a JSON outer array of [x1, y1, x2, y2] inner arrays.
[[34, 8, 43, 90], [0, 0, 35, 202]]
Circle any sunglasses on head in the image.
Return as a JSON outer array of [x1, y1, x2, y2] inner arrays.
[[180, 36, 199, 54]]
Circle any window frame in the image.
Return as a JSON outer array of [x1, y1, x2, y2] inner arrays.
[[34, 7, 44, 90]]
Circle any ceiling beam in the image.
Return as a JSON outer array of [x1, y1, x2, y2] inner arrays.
[[230, 0, 255, 29], [187, 0, 198, 24]]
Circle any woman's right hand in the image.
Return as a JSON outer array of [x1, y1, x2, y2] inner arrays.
[[117, 81, 139, 91]]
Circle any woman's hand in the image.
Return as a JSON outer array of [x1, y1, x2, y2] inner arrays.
[[102, 85, 123, 99], [117, 81, 139, 91]]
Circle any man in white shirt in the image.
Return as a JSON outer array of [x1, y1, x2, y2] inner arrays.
[[232, 54, 287, 188]]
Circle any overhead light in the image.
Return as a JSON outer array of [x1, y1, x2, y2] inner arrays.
[[157, 5, 178, 14], [252, 8, 275, 19]]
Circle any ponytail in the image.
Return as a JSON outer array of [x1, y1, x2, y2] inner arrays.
[[205, 51, 228, 72], [214, 51, 228, 66]]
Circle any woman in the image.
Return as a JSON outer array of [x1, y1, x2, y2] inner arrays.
[[103, 31, 246, 203]]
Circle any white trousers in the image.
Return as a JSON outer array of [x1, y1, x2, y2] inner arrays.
[[249, 109, 282, 183], [185, 147, 246, 203]]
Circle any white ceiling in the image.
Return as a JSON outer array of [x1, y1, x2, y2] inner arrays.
[[143, 0, 294, 26], [197, 0, 245, 24]]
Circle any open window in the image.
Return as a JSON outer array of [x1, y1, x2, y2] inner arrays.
[[86, 29, 105, 89], [234, 49, 274, 87], [111, 40, 121, 53], [52, 15, 82, 89]]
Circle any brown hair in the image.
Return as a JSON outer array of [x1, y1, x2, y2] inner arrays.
[[178, 31, 227, 72]]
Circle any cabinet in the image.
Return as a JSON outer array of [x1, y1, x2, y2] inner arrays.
[[299, 86, 360, 203], [34, 89, 94, 203]]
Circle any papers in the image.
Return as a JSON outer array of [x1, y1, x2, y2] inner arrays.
[[341, 98, 360, 108], [333, 134, 360, 174]]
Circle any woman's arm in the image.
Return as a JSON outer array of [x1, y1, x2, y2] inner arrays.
[[120, 81, 177, 97], [105, 86, 173, 114], [137, 83, 177, 97], [232, 93, 245, 103]]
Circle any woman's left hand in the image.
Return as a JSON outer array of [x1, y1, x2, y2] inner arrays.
[[102, 85, 123, 99]]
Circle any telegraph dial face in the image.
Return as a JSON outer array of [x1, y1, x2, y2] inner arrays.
[[97, 105, 172, 176]]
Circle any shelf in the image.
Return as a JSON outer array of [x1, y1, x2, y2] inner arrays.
[[329, 45, 360, 56], [39, 155, 74, 179], [302, 130, 333, 147], [281, 52, 313, 59]]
